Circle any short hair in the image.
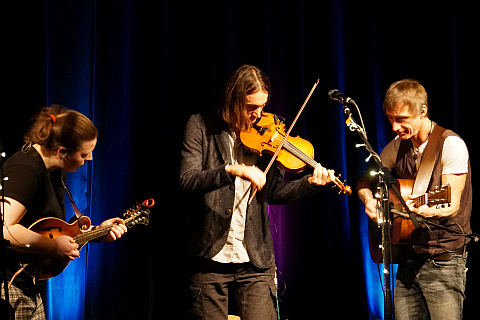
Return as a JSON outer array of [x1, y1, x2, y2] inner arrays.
[[218, 65, 271, 132], [383, 79, 428, 115]]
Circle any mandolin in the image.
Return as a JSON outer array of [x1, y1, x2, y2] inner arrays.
[[369, 179, 451, 263], [23, 199, 153, 283]]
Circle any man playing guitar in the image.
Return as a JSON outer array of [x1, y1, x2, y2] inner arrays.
[[357, 79, 472, 320]]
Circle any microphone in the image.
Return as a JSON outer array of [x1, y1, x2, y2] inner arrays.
[[328, 89, 355, 104]]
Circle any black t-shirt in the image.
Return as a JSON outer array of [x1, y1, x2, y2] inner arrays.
[[2, 147, 66, 293]]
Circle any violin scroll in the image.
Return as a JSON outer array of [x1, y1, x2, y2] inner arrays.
[[333, 174, 352, 195]]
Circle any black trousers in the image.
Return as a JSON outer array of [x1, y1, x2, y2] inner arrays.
[[186, 258, 278, 320]]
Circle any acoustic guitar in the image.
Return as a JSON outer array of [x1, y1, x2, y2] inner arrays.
[[22, 200, 153, 283], [369, 179, 451, 263]]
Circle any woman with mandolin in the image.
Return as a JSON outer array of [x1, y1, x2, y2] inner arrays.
[[357, 79, 472, 320], [1, 105, 127, 320], [180, 64, 346, 320]]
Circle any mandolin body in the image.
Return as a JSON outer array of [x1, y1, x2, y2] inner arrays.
[[24, 216, 92, 282]]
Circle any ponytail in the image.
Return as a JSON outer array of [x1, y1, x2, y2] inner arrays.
[[24, 105, 97, 153]]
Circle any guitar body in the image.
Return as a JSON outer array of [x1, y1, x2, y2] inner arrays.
[[368, 179, 415, 264], [390, 179, 416, 244], [25, 216, 92, 282], [368, 178, 451, 263]]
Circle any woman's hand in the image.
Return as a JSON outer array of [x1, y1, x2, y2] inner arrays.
[[98, 218, 128, 242], [52, 235, 79, 261]]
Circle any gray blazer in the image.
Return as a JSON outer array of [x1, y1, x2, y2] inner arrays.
[[179, 112, 318, 269]]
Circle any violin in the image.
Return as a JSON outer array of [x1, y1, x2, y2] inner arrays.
[[240, 112, 352, 195]]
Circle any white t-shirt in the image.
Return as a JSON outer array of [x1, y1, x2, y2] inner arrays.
[[380, 132, 469, 175], [212, 133, 257, 263]]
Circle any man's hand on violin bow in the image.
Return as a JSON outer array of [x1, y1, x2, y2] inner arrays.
[[226, 164, 266, 190], [308, 164, 335, 186]]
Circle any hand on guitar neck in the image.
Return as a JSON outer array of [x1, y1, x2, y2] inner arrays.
[[404, 173, 465, 219]]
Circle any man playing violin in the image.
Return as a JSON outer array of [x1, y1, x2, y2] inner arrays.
[[357, 79, 472, 320], [179, 64, 335, 320]]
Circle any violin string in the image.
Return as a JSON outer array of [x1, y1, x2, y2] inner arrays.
[[280, 138, 317, 167], [277, 136, 343, 187], [262, 80, 320, 176], [248, 80, 319, 204]]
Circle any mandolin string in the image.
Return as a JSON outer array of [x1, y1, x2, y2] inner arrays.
[[75, 225, 112, 244], [74, 214, 138, 244]]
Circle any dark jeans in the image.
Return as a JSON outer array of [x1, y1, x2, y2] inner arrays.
[[186, 259, 278, 320], [394, 254, 468, 320]]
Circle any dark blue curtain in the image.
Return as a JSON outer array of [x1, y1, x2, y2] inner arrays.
[[2, 1, 478, 319]]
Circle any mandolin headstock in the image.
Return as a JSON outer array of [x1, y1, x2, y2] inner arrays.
[[123, 199, 155, 228]]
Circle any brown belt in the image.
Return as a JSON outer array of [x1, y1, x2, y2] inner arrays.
[[429, 249, 466, 261]]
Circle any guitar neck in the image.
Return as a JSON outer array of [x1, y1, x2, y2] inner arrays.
[[412, 194, 427, 208]]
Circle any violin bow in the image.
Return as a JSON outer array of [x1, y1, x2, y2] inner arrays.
[[248, 79, 320, 204]]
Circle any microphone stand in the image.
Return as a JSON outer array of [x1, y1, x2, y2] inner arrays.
[[0, 143, 12, 320], [338, 101, 419, 320]]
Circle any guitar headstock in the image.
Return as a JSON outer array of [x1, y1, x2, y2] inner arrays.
[[123, 199, 154, 228], [426, 184, 451, 207]]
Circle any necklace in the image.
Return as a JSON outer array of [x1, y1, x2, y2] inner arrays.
[[425, 120, 434, 141]]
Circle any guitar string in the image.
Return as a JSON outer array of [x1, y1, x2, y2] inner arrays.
[[394, 185, 468, 255]]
